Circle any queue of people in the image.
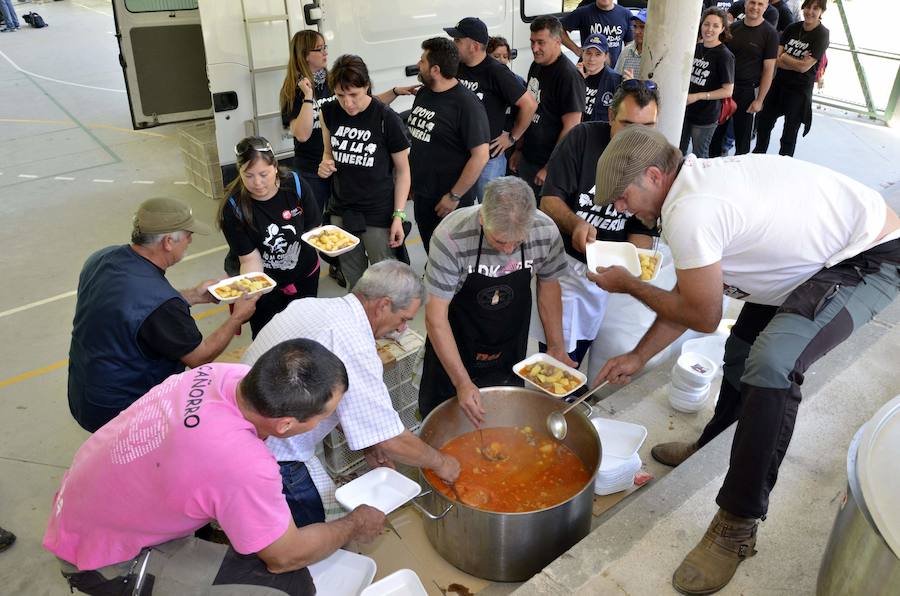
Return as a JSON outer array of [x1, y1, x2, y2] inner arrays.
[[52, 3, 871, 596]]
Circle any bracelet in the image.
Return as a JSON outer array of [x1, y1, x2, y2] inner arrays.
[[706, 92, 710, 100], [303, 99, 314, 104], [448, 191, 462, 202], [508, 132, 518, 145], [392, 87, 399, 96], [392, 209, 407, 221]]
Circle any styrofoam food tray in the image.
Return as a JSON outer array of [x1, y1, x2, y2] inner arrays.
[[671, 364, 713, 392], [309, 549, 377, 596], [335, 467, 421, 514], [513, 353, 587, 397], [585, 240, 641, 277], [635, 248, 664, 281], [675, 352, 717, 384], [207, 272, 276, 304], [301, 224, 360, 257], [360, 569, 428, 596], [591, 417, 648, 459]]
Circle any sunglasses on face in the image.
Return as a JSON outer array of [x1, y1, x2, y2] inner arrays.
[[620, 79, 659, 91]]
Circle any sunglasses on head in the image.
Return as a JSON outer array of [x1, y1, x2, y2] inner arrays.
[[620, 79, 659, 91], [234, 138, 275, 158]]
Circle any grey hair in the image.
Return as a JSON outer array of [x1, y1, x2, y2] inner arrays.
[[481, 176, 536, 237], [353, 259, 425, 311], [131, 229, 188, 246]]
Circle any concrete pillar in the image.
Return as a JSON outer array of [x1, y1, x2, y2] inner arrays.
[[640, 0, 704, 145]]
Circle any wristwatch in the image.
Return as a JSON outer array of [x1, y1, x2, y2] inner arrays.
[[392, 209, 407, 221], [508, 132, 518, 145], [448, 191, 462, 202]]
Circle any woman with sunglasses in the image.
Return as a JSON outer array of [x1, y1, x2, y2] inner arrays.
[[317, 55, 411, 290], [280, 32, 417, 289], [217, 137, 322, 337], [681, 8, 735, 158]]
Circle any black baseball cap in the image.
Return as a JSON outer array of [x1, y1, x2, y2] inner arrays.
[[444, 17, 489, 45]]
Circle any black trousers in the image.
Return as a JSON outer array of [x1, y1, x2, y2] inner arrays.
[[248, 272, 319, 338], [753, 82, 810, 157], [696, 240, 900, 519], [709, 85, 757, 157], [413, 194, 474, 254]]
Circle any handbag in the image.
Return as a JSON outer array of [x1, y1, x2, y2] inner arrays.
[[718, 96, 737, 125]]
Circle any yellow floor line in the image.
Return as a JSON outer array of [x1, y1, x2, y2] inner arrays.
[[0, 234, 422, 389]]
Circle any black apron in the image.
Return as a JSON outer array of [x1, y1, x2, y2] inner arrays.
[[419, 228, 533, 418]]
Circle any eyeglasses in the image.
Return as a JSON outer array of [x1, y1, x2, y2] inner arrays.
[[309, 45, 328, 53], [620, 79, 659, 91], [234, 138, 275, 158]]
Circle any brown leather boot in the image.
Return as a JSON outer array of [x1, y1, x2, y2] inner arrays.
[[651, 441, 698, 467], [672, 508, 758, 595]]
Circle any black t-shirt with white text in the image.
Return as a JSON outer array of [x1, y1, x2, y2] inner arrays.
[[775, 21, 829, 89], [561, 3, 634, 66], [408, 83, 490, 201], [321, 98, 409, 227], [282, 79, 337, 173], [541, 121, 656, 261], [221, 178, 322, 286], [523, 56, 586, 167], [457, 55, 527, 140], [727, 19, 779, 87], [686, 43, 735, 125], [583, 67, 622, 123]]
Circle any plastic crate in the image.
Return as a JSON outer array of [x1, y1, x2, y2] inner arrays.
[[177, 121, 223, 199], [379, 330, 424, 390], [390, 381, 418, 412], [322, 432, 365, 476]]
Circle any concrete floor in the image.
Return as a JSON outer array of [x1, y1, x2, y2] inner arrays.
[[1, 2, 899, 596]]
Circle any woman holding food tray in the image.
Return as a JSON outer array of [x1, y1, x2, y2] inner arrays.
[[317, 54, 412, 290], [217, 136, 322, 337]]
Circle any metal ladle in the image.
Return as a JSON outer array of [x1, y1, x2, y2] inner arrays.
[[546, 381, 610, 441]]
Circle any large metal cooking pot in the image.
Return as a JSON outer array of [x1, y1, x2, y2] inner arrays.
[[412, 386, 601, 582], [817, 401, 900, 595]]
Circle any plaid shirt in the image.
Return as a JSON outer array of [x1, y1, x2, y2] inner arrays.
[[242, 294, 405, 462]]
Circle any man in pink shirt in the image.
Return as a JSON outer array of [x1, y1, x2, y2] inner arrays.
[[44, 338, 384, 596]]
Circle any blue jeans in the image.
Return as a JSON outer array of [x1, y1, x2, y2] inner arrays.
[[0, 0, 20, 29], [278, 461, 326, 528], [680, 121, 718, 158], [473, 153, 507, 203]]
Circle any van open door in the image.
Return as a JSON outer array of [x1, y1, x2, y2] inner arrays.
[[112, 0, 213, 129]]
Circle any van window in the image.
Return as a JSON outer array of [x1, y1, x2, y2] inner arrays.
[[124, 0, 197, 12]]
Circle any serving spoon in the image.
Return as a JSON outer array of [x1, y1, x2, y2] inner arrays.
[[546, 381, 610, 441]]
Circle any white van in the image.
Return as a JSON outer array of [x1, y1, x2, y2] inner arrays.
[[112, 0, 643, 168]]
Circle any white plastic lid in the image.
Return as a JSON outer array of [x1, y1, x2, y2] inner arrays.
[[856, 394, 900, 558]]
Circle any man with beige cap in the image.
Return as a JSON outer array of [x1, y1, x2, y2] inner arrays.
[[68, 197, 257, 433], [588, 127, 900, 595]]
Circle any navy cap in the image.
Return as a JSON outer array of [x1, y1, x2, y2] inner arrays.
[[444, 17, 489, 45], [582, 33, 609, 53], [632, 8, 648, 23]]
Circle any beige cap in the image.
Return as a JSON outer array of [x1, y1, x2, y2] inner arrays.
[[594, 126, 674, 207], [133, 197, 211, 236]]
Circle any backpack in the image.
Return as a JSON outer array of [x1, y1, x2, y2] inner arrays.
[[23, 12, 48, 28]]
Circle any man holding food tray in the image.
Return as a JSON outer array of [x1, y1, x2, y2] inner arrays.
[[420, 176, 573, 426], [537, 81, 660, 377], [47, 339, 385, 596], [68, 198, 257, 433], [588, 126, 900, 595], [243, 261, 460, 527]]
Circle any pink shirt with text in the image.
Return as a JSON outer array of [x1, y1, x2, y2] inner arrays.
[[43, 364, 290, 570]]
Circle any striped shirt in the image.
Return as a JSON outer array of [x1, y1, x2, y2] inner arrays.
[[425, 205, 567, 300], [242, 294, 405, 462]]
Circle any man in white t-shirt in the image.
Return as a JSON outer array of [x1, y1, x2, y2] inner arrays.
[[587, 126, 900, 595]]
